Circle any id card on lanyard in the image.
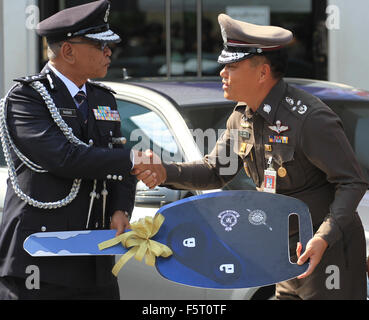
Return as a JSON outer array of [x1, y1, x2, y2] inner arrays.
[[264, 156, 276, 193]]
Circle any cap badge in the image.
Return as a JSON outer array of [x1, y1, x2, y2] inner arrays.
[[104, 4, 110, 23], [268, 120, 289, 134], [220, 25, 227, 44]]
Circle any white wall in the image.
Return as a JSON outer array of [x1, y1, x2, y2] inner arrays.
[[0, 0, 38, 97], [328, 0, 369, 90]]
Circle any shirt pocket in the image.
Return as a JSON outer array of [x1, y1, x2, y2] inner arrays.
[[235, 137, 260, 186], [94, 121, 117, 147], [95, 120, 115, 137], [267, 144, 306, 191]]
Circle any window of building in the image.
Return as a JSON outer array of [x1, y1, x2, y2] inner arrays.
[[39, 0, 327, 80]]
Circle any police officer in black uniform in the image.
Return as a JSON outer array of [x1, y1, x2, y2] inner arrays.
[[0, 0, 150, 299], [135, 14, 368, 299]]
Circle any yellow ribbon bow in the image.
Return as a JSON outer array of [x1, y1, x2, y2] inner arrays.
[[98, 213, 173, 276]]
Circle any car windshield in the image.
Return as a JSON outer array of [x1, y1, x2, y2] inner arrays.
[[116, 99, 183, 163]]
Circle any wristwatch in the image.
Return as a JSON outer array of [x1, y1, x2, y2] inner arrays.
[[123, 211, 131, 220]]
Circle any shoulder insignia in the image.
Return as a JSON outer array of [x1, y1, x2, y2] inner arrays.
[[284, 96, 309, 116], [88, 80, 116, 94], [285, 97, 309, 115], [13, 73, 47, 84]]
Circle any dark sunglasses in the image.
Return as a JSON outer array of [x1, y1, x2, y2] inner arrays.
[[66, 39, 109, 51]]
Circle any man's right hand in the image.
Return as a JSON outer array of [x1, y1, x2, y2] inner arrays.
[[131, 149, 167, 189]]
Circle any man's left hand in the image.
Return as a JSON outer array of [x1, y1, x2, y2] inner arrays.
[[296, 236, 328, 279]]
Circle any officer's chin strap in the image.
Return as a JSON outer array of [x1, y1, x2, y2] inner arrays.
[[0, 81, 89, 209]]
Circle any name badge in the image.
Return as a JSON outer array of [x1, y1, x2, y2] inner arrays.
[[58, 108, 77, 117], [238, 130, 251, 139], [93, 106, 121, 122]]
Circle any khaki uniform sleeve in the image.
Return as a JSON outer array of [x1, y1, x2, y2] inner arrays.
[[300, 107, 368, 247], [163, 115, 243, 190]]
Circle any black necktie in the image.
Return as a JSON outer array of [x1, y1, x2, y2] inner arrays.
[[74, 90, 88, 122]]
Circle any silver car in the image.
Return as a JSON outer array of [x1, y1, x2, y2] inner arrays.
[[0, 77, 368, 299]]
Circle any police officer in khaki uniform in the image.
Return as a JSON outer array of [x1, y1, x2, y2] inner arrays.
[[134, 14, 368, 299]]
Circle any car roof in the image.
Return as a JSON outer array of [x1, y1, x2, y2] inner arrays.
[[126, 77, 231, 107], [286, 78, 369, 102], [106, 77, 369, 108]]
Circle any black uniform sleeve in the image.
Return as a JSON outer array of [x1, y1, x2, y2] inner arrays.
[[107, 117, 137, 218], [300, 107, 368, 247], [6, 83, 133, 180]]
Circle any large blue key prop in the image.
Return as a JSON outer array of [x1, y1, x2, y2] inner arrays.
[[24, 191, 313, 289]]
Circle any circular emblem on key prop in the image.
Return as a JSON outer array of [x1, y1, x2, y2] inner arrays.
[[247, 209, 272, 231], [218, 210, 240, 232], [277, 166, 287, 178], [248, 209, 266, 225]]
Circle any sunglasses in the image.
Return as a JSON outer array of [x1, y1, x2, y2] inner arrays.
[[66, 39, 109, 51]]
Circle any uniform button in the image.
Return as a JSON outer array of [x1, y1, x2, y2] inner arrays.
[[107, 174, 112, 179], [118, 175, 123, 181], [112, 175, 117, 180], [41, 226, 47, 232]]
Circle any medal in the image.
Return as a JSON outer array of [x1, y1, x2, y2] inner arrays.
[[278, 166, 287, 178], [269, 135, 288, 144], [93, 106, 121, 121]]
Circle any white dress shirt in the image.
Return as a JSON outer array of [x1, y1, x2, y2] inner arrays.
[[48, 62, 86, 108]]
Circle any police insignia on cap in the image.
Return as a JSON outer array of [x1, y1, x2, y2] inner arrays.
[[104, 4, 110, 23], [217, 14, 293, 64], [37, 0, 121, 44]]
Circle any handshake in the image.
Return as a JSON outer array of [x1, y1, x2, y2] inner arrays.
[[131, 149, 167, 189]]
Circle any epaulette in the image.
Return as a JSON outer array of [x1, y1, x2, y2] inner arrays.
[[14, 73, 47, 84], [88, 80, 116, 94], [282, 90, 319, 120]]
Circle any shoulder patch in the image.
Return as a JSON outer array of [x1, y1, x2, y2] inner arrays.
[[283, 84, 324, 119], [14, 73, 47, 84], [88, 80, 116, 94], [284, 96, 309, 116]]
